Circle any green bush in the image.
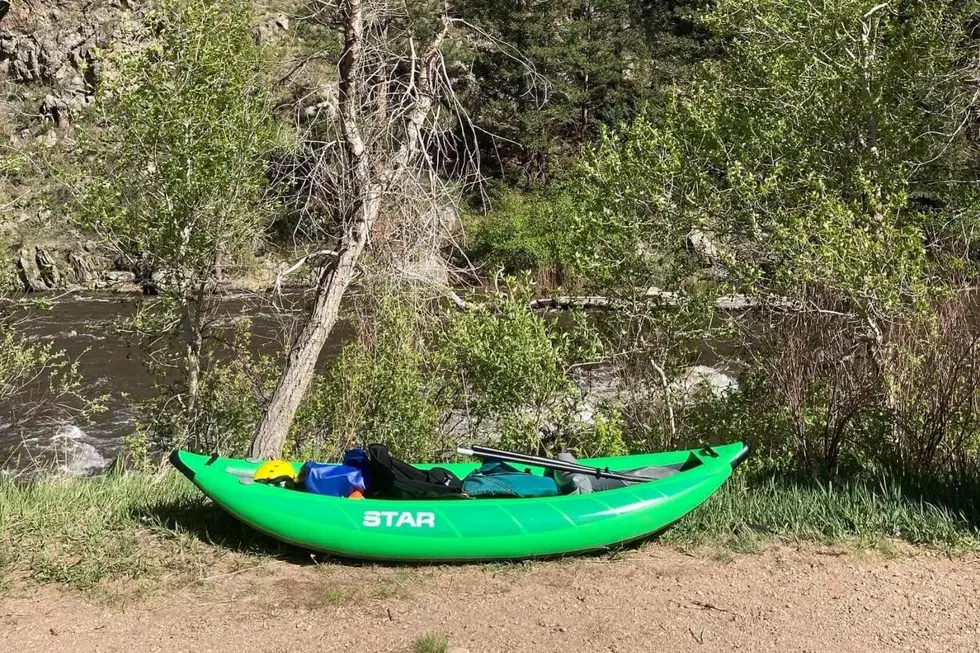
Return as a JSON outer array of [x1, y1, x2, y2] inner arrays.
[[465, 189, 574, 279], [0, 258, 18, 293], [0, 319, 97, 431], [290, 291, 446, 462], [126, 320, 279, 462], [286, 279, 625, 461]]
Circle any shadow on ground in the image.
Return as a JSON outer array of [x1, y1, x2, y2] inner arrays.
[[133, 498, 317, 565]]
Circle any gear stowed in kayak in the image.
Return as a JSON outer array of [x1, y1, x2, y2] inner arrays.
[[170, 442, 750, 562]]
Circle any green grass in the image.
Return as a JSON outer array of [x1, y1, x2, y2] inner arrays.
[[2, 468, 979, 596], [0, 469, 290, 595], [413, 632, 449, 653], [663, 474, 980, 552]]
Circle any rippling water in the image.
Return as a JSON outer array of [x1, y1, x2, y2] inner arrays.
[[0, 291, 351, 476]]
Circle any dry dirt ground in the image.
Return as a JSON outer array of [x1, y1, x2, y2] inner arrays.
[[2, 545, 979, 653]]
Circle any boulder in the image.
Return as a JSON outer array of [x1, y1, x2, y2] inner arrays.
[[395, 250, 449, 286], [35, 246, 61, 287], [40, 94, 71, 126], [12, 42, 40, 81], [301, 83, 340, 122], [103, 270, 137, 284], [15, 250, 45, 292], [66, 249, 95, 284], [685, 228, 720, 262], [37, 129, 58, 147], [670, 365, 738, 404], [0, 35, 15, 57], [253, 14, 290, 44]]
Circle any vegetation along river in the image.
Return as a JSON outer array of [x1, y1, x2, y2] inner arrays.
[[0, 291, 354, 476]]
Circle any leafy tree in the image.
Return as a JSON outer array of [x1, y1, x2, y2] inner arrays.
[[458, 0, 714, 181], [568, 0, 979, 313], [73, 0, 278, 447], [561, 0, 980, 463]]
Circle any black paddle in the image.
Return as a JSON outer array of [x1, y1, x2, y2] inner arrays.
[[456, 444, 653, 484]]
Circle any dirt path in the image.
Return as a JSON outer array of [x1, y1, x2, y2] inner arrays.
[[2, 545, 979, 652]]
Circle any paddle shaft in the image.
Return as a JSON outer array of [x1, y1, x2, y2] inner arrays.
[[457, 445, 651, 483]]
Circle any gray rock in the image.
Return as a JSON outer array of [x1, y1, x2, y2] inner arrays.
[[670, 365, 738, 404], [103, 270, 137, 284], [395, 251, 449, 286], [685, 227, 720, 262], [15, 250, 45, 292], [40, 94, 71, 126], [253, 14, 290, 44], [62, 31, 87, 54], [37, 129, 58, 148], [35, 246, 61, 288], [67, 250, 95, 284], [36, 35, 68, 79], [301, 83, 340, 122]]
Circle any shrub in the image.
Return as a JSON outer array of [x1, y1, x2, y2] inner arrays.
[[465, 189, 575, 281], [287, 278, 624, 461], [0, 317, 97, 431], [890, 297, 980, 479], [290, 290, 446, 462], [0, 258, 18, 293], [126, 319, 279, 461]]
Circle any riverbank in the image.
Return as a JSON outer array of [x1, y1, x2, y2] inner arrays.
[[2, 469, 978, 599]]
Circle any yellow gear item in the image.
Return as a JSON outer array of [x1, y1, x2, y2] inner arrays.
[[253, 459, 296, 488]]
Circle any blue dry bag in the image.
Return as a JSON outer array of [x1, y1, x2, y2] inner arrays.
[[299, 461, 366, 497]]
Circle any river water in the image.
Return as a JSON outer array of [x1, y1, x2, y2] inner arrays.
[[0, 291, 353, 476]]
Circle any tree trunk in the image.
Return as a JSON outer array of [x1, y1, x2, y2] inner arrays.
[[181, 281, 206, 447], [249, 200, 376, 458], [247, 0, 450, 458], [649, 357, 676, 447]]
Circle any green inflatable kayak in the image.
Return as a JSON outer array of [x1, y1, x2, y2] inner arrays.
[[170, 442, 749, 561]]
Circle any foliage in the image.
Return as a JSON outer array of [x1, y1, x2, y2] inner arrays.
[[565, 0, 977, 318], [413, 632, 449, 653], [74, 0, 278, 289], [72, 0, 279, 449], [126, 317, 278, 460], [465, 188, 573, 277], [291, 291, 446, 462], [541, 0, 980, 481], [0, 257, 18, 293], [442, 280, 609, 453], [190, 327, 280, 456], [579, 409, 628, 458], [457, 0, 714, 181], [889, 297, 980, 478], [0, 315, 99, 432], [444, 284, 578, 423], [288, 279, 620, 460]]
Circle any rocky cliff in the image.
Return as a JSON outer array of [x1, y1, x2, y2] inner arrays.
[[0, 0, 296, 292], [1, 0, 139, 289]]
